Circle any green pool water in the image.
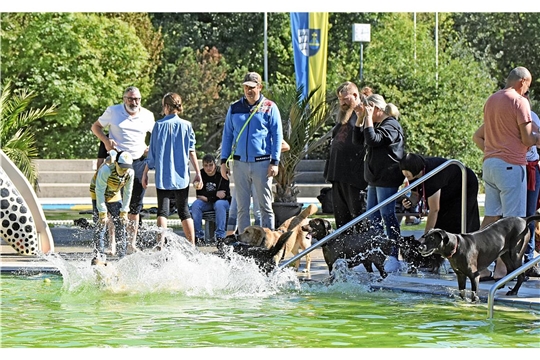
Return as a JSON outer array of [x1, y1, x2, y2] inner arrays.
[[1, 237, 539, 349]]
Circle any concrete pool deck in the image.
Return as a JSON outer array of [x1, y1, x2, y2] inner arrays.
[[1, 227, 539, 313]]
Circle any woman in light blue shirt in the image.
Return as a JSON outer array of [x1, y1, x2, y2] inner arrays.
[[142, 92, 202, 247]]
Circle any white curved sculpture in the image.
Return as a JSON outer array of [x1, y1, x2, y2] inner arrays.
[[0, 150, 54, 254]]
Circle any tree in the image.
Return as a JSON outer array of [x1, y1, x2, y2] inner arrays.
[[0, 81, 57, 186], [2, 10, 529, 170], [102, 12, 164, 93], [452, 12, 540, 104], [150, 46, 234, 155], [1, 13, 160, 158], [360, 13, 495, 175]]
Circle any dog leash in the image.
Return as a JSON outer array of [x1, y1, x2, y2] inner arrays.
[[420, 168, 428, 216], [226, 100, 263, 169]]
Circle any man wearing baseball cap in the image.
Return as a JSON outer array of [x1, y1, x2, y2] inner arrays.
[[90, 150, 135, 258], [220, 71, 283, 232]]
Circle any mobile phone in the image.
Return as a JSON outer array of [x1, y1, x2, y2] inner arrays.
[[361, 96, 370, 106]]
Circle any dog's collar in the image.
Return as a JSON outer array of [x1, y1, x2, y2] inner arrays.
[[447, 237, 459, 258]]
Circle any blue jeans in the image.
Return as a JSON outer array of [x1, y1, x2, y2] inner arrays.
[[92, 200, 126, 257], [232, 160, 274, 231], [191, 199, 230, 239], [366, 185, 400, 257], [525, 164, 540, 262]]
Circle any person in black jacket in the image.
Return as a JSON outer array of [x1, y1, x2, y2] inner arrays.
[[191, 153, 231, 244], [361, 94, 405, 272], [324, 82, 371, 229], [399, 153, 481, 235]]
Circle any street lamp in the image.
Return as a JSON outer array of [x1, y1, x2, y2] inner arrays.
[[352, 23, 371, 82]]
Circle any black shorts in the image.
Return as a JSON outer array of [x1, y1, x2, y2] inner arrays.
[[97, 141, 108, 159], [156, 187, 191, 220]]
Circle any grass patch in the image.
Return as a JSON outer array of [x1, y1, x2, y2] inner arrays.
[[44, 210, 91, 221]]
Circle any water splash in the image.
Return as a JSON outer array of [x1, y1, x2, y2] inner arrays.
[[43, 228, 302, 298]]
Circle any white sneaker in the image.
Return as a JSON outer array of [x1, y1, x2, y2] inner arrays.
[[384, 256, 401, 273]]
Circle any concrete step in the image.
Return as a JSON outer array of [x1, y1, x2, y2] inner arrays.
[[33, 159, 329, 198], [35, 159, 98, 172], [295, 159, 326, 171], [37, 183, 169, 198], [295, 172, 326, 183], [35, 159, 327, 177], [38, 171, 96, 184], [35, 182, 330, 199], [38, 169, 326, 185], [38, 170, 158, 184]]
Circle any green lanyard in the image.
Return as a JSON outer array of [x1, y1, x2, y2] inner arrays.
[[226, 100, 263, 169]]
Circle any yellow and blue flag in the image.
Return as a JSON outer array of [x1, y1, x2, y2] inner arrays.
[[290, 12, 329, 102]]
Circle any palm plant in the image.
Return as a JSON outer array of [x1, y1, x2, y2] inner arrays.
[[269, 85, 337, 203], [0, 80, 57, 187]]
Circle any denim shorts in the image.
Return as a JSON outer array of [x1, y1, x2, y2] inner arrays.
[[482, 157, 526, 217]]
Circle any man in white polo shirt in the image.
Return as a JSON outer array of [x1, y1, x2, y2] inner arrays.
[[91, 86, 155, 253]]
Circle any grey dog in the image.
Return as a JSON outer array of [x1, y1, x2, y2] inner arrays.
[[418, 215, 539, 302]]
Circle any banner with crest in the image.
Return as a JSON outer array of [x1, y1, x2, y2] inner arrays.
[[290, 12, 329, 102]]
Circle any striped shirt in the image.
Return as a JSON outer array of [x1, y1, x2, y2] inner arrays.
[[90, 162, 134, 214]]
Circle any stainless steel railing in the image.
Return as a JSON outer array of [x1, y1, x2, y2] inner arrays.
[[487, 255, 540, 319]]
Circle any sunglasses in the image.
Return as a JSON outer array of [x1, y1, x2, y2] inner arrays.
[[124, 96, 141, 102]]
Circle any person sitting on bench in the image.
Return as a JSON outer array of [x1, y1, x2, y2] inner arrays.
[[191, 153, 231, 245]]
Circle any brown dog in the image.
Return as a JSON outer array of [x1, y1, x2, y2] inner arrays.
[[418, 215, 538, 302], [275, 204, 318, 272], [224, 204, 318, 272]]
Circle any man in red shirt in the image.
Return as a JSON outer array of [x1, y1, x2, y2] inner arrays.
[[473, 66, 538, 279]]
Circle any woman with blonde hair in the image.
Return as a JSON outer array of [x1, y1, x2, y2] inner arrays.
[[361, 94, 405, 272]]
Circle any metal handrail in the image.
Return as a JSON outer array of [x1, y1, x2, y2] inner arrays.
[[279, 159, 468, 269], [487, 255, 540, 319]]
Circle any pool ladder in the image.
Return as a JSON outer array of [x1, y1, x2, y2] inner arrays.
[[487, 255, 540, 319]]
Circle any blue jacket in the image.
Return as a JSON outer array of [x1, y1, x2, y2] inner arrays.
[[146, 114, 195, 190], [220, 95, 282, 165]]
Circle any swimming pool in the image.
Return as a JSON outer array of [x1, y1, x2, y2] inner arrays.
[[1, 233, 539, 348]]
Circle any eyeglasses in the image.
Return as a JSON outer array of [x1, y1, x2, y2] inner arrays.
[[124, 96, 141, 102]]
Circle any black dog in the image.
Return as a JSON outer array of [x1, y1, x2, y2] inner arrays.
[[74, 217, 92, 229], [216, 231, 294, 274], [301, 218, 394, 279], [397, 235, 445, 274], [418, 215, 539, 302]]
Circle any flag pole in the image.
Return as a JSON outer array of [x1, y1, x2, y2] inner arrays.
[[264, 12, 269, 87], [435, 12, 438, 88]]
